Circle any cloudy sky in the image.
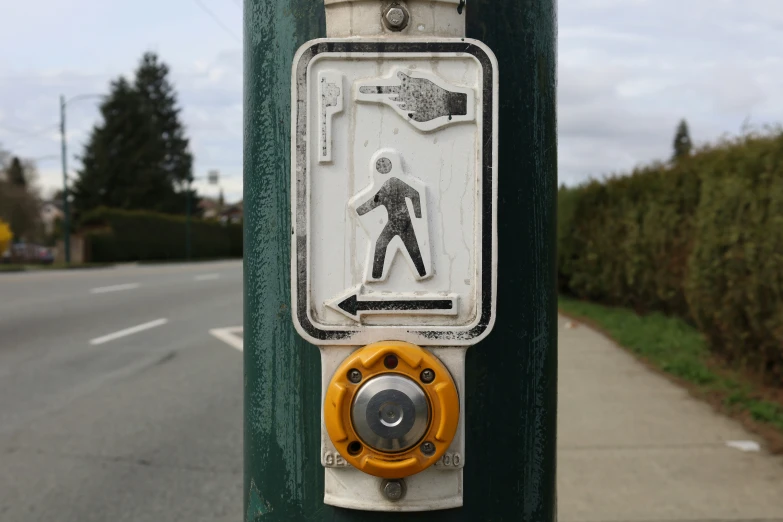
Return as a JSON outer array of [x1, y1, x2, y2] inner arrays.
[[1, 0, 782, 201]]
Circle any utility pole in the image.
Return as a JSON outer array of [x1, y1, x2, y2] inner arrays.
[[59, 93, 102, 265], [184, 171, 218, 260], [244, 0, 557, 520], [59, 95, 71, 265], [186, 178, 192, 261]]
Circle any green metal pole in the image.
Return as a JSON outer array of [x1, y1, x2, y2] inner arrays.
[[244, 2, 325, 519], [59, 95, 71, 265], [186, 179, 192, 261], [244, 0, 557, 519], [461, 1, 559, 519]]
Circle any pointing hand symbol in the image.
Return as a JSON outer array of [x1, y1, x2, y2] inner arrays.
[[359, 72, 468, 123]]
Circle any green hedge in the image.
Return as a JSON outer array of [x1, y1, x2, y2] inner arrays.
[[685, 134, 783, 382], [559, 131, 783, 385], [80, 207, 242, 263]]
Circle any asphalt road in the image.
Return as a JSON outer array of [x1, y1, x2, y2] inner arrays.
[[8, 259, 783, 522], [0, 261, 243, 522]]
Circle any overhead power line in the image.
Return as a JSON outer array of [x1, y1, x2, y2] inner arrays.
[[192, 0, 241, 44], [0, 123, 59, 139]]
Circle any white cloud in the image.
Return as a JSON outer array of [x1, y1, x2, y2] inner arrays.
[[0, 0, 243, 202], [2, 0, 783, 198], [557, 0, 783, 185]]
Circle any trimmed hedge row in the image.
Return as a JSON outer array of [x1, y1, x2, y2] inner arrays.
[[559, 131, 783, 385], [80, 207, 242, 262]]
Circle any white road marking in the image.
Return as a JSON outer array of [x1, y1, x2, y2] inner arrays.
[[195, 273, 221, 281], [210, 326, 243, 351], [726, 440, 761, 452], [90, 318, 169, 346], [90, 283, 140, 294]]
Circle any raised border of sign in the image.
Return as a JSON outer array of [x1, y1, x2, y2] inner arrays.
[[291, 38, 498, 346]]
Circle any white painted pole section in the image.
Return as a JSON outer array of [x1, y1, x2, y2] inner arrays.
[[324, 0, 466, 38], [317, 0, 471, 512], [89, 318, 169, 345]]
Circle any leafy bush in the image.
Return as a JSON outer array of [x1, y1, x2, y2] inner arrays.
[[80, 207, 242, 262], [559, 130, 783, 385], [562, 162, 699, 317], [556, 185, 581, 292], [685, 133, 783, 382]]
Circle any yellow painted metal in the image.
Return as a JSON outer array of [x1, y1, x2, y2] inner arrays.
[[323, 341, 460, 479]]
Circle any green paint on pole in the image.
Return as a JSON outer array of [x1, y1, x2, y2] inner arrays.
[[244, 0, 557, 519], [243, 0, 326, 519], [246, 480, 273, 521]]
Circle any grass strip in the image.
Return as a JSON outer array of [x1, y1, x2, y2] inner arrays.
[[559, 296, 783, 439]]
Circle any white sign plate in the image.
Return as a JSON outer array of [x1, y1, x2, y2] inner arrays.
[[291, 39, 498, 346]]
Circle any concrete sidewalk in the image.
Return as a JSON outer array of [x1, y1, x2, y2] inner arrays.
[[557, 315, 783, 522]]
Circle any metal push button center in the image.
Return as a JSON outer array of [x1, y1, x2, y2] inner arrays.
[[323, 341, 460, 479], [352, 374, 429, 452]]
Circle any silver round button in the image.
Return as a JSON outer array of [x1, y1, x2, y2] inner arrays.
[[351, 374, 429, 453]]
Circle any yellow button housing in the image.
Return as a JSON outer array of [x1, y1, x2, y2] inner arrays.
[[324, 341, 459, 479]]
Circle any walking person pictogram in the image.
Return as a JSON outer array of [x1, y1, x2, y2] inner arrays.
[[349, 149, 432, 283]]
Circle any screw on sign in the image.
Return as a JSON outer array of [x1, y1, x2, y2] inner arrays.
[[420, 369, 435, 383], [348, 369, 362, 383]]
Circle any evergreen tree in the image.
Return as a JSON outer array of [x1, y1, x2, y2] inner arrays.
[[73, 52, 194, 215], [132, 52, 194, 213], [73, 78, 147, 212], [0, 144, 9, 173], [6, 157, 26, 187], [672, 119, 693, 162], [0, 156, 42, 242]]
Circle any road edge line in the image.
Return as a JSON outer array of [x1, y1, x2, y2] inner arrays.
[[209, 326, 243, 351], [90, 318, 169, 345]]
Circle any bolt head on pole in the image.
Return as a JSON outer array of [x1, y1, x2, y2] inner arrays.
[[382, 480, 405, 501], [383, 5, 409, 31]]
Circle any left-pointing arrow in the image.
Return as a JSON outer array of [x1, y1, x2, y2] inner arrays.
[[326, 286, 459, 322]]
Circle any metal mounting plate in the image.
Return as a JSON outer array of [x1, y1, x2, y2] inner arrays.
[[319, 346, 466, 511]]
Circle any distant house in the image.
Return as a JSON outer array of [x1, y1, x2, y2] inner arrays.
[[199, 197, 243, 224], [221, 200, 243, 224], [198, 198, 220, 219], [40, 200, 64, 235]]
